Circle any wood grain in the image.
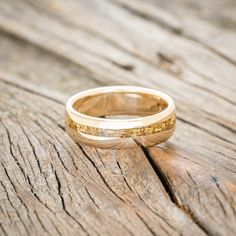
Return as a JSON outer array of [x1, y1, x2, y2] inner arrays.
[[0, 80, 204, 236], [0, 0, 235, 235]]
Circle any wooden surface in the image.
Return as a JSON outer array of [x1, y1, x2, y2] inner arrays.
[[0, 0, 236, 235]]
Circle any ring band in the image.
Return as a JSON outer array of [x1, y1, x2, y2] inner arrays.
[[65, 86, 176, 149]]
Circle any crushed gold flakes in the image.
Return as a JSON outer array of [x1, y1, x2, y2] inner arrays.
[[65, 113, 175, 138]]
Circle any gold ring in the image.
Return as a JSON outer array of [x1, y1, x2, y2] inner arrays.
[[65, 86, 176, 149]]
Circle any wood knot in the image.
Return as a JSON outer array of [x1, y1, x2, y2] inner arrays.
[[157, 52, 182, 75]]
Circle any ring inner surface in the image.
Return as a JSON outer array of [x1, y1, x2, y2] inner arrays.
[[73, 92, 168, 119]]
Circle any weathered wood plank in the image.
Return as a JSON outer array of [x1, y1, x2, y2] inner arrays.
[[0, 80, 205, 235], [0, 29, 235, 235], [0, 0, 235, 140], [113, 0, 236, 63], [148, 145, 236, 236], [0, 0, 236, 235], [0, 0, 235, 156], [0, 28, 235, 168]]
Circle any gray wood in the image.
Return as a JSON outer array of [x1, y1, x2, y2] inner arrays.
[[0, 0, 236, 235]]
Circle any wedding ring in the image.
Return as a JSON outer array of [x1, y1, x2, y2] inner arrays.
[[65, 86, 176, 149]]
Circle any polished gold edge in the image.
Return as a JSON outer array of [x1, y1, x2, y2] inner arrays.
[[65, 112, 175, 138]]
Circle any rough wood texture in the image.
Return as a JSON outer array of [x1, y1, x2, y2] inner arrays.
[[0, 0, 235, 235]]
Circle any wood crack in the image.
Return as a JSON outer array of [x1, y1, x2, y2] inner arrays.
[[0, 170, 31, 236], [0, 77, 64, 105], [110, 0, 182, 34], [116, 161, 133, 192], [141, 146, 209, 235], [207, 117, 236, 134], [186, 171, 201, 206], [54, 169, 89, 235], [78, 145, 125, 203], [136, 191, 176, 233], [34, 211, 53, 236], [84, 187, 100, 209], [135, 213, 156, 236], [141, 146, 175, 202], [178, 117, 236, 146], [1, 121, 27, 180], [211, 175, 236, 217], [0, 223, 7, 236], [111, 0, 236, 66]]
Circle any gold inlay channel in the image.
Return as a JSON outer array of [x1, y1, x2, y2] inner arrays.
[[65, 113, 175, 138]]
